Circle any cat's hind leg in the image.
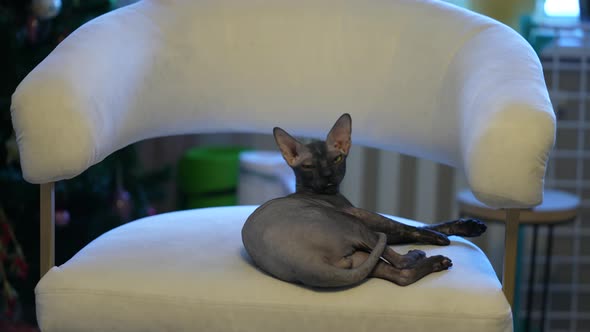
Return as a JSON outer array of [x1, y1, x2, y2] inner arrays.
[[349, 251, 452, 286], [296, 232, 388, 288], [341, 235, 426, 269], [381, 246, 426, 269]]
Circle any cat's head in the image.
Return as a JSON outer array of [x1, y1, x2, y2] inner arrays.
[[273, 113, 351, 195]]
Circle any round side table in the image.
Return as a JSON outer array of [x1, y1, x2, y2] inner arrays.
[[456, 189, 580, 332]]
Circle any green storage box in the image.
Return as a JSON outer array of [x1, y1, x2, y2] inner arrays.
[[177, 146, 247, 209]]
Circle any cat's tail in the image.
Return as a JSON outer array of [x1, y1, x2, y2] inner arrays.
[[302, 232, 387, 288]]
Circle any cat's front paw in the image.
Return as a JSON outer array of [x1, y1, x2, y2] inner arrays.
[[452, 218, 487, 237], [420, 229, 451, 246]]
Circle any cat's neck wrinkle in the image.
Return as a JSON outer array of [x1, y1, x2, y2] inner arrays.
[[295, 184, 316, 195], [295, 184, 339, 195]]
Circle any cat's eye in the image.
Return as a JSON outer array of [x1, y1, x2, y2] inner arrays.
[[301, 163, 315, 170], [333, 155, 343, 164]]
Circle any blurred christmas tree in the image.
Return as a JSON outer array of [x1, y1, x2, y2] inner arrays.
[[0, 0, 169, 327]]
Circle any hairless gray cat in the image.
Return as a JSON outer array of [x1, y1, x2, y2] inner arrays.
[[242, 113, 486, 287]]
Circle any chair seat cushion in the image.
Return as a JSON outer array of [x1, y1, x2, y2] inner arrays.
[[36, 206, 512, 332]]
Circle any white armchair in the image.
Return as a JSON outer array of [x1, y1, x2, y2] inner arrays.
[[11, 0, 555, 331]]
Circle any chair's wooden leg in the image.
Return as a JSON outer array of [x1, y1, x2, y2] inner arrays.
[[503, 209, 521, 308], [40, 182, 55, 277]]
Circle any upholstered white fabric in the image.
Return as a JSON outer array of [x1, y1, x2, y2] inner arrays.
[[36, 206, 512, 332], [10, 0, 554, 208]]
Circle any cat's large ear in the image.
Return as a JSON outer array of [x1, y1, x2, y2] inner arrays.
[[273, 127, 308, 167], [326, 113, 352, 155]]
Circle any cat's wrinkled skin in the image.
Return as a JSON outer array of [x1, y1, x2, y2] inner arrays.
[[241, 114, 486, 288]]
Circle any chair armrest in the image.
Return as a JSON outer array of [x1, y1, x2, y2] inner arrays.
[[447, 24, 556, 208], [11, 2, 159, 183]]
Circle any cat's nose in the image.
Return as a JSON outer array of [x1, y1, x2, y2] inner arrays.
[[321, 169, 332, 177]]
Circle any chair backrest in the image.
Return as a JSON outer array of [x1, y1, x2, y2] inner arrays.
[[10, 0, 555, 208]]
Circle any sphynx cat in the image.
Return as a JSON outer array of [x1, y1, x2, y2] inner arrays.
[[242, 113, 486, 287]]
